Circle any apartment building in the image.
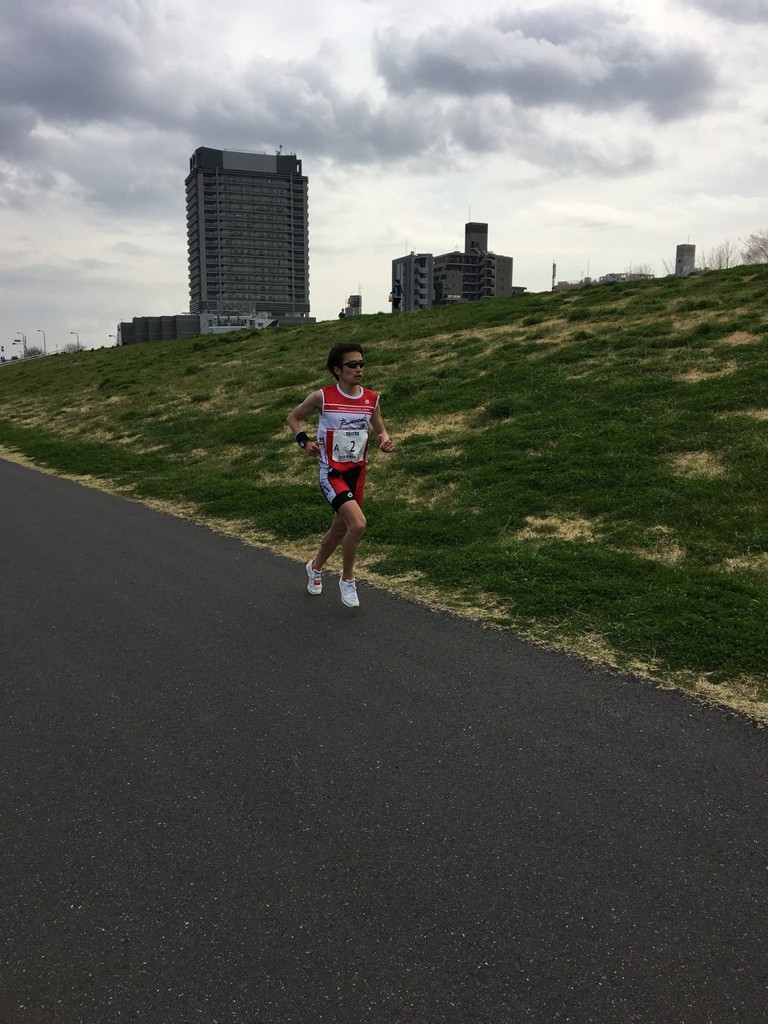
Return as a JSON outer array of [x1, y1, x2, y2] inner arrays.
[[392, 253, 434, 311], [392, 223, 521, 310], [186, 147, 311, 320]]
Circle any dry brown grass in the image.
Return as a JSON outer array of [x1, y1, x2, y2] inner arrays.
[[718, 408, 768, 421], [720, 331, 760, 346], [672, 314, 710, 332], [132, 443, 166, 454], [677, 360, 738, 383], [667, 451, 727, 478], [515, 515, 602, 543], [667, 671, 768, 722], [395, 410, 480, 441], [631, 526, 687, 565], [722, 552, 768, 574], [515, 514, 687, 565]]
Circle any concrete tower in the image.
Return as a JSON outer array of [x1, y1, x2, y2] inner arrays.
[[675, 243, 696, 277]]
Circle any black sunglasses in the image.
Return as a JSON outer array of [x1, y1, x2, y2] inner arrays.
[[341, 360, 365, 369]]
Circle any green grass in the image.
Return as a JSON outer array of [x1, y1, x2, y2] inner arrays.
[[2, 265, 768, 716]]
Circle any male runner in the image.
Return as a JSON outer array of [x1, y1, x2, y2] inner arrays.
[[286, 343, 394, 608]]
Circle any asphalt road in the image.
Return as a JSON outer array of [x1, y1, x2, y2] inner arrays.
[[1, 456, 767, 1024]]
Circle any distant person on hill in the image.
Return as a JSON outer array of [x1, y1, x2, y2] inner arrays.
[[338, 309, 346, 318], [286, 343, 395, 608]]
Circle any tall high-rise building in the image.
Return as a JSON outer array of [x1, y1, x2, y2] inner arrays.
[[186, 146, 310, 319]]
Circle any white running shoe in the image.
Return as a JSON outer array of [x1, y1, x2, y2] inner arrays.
[[339, 577, 360, 608], [306, 560, 322, 596]]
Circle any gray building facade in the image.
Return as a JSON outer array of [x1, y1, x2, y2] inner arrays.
[[117, 312, 280, 346], [392, 223, 519, 310], [117, 314, 201, 346], [434, 223, 515, 304], [186, 147, 310, 319], [392, 253, 434, 311], [675, 243, 696, 277], [345, 295, 362, 317]]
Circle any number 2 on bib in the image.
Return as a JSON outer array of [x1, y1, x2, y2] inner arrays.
[[331, 429, 367, 463]]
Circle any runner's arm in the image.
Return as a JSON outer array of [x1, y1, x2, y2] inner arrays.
[[371, 406, 394, 453], [286, 391, 322, 456]]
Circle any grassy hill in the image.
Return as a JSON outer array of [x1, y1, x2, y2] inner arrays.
[[2, 265, 767, 718]]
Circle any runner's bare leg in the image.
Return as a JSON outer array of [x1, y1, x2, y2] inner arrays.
[[338, 501, 366, 579]]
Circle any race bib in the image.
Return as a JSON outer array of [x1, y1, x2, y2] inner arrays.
[[331, 429, 367, 463]]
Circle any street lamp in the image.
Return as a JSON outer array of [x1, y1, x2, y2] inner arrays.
[[36, 329, 47, 355], [109, 334, 117, 346], [70, 331, 80, 351], [16, 331, 26, 357]]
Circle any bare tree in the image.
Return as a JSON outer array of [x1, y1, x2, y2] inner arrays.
[[626, 262, 654, 278], [61, 343, 82, 354], [741, 228, 768, 265], [699, 238, 741, 270], [24, 346, 43, 358]]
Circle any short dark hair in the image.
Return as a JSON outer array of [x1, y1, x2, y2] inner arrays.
[[327, 342, 364, 381]]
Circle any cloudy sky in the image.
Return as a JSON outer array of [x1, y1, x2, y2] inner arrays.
[[1, 0, 767, 352]]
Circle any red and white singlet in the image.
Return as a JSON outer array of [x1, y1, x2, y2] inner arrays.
[[317, 384, 380, 470]]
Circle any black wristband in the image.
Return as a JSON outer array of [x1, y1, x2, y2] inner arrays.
[[295, 431, 310, 448]]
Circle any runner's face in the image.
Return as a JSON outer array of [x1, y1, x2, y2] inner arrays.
[[337, 351, 364, 390]]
